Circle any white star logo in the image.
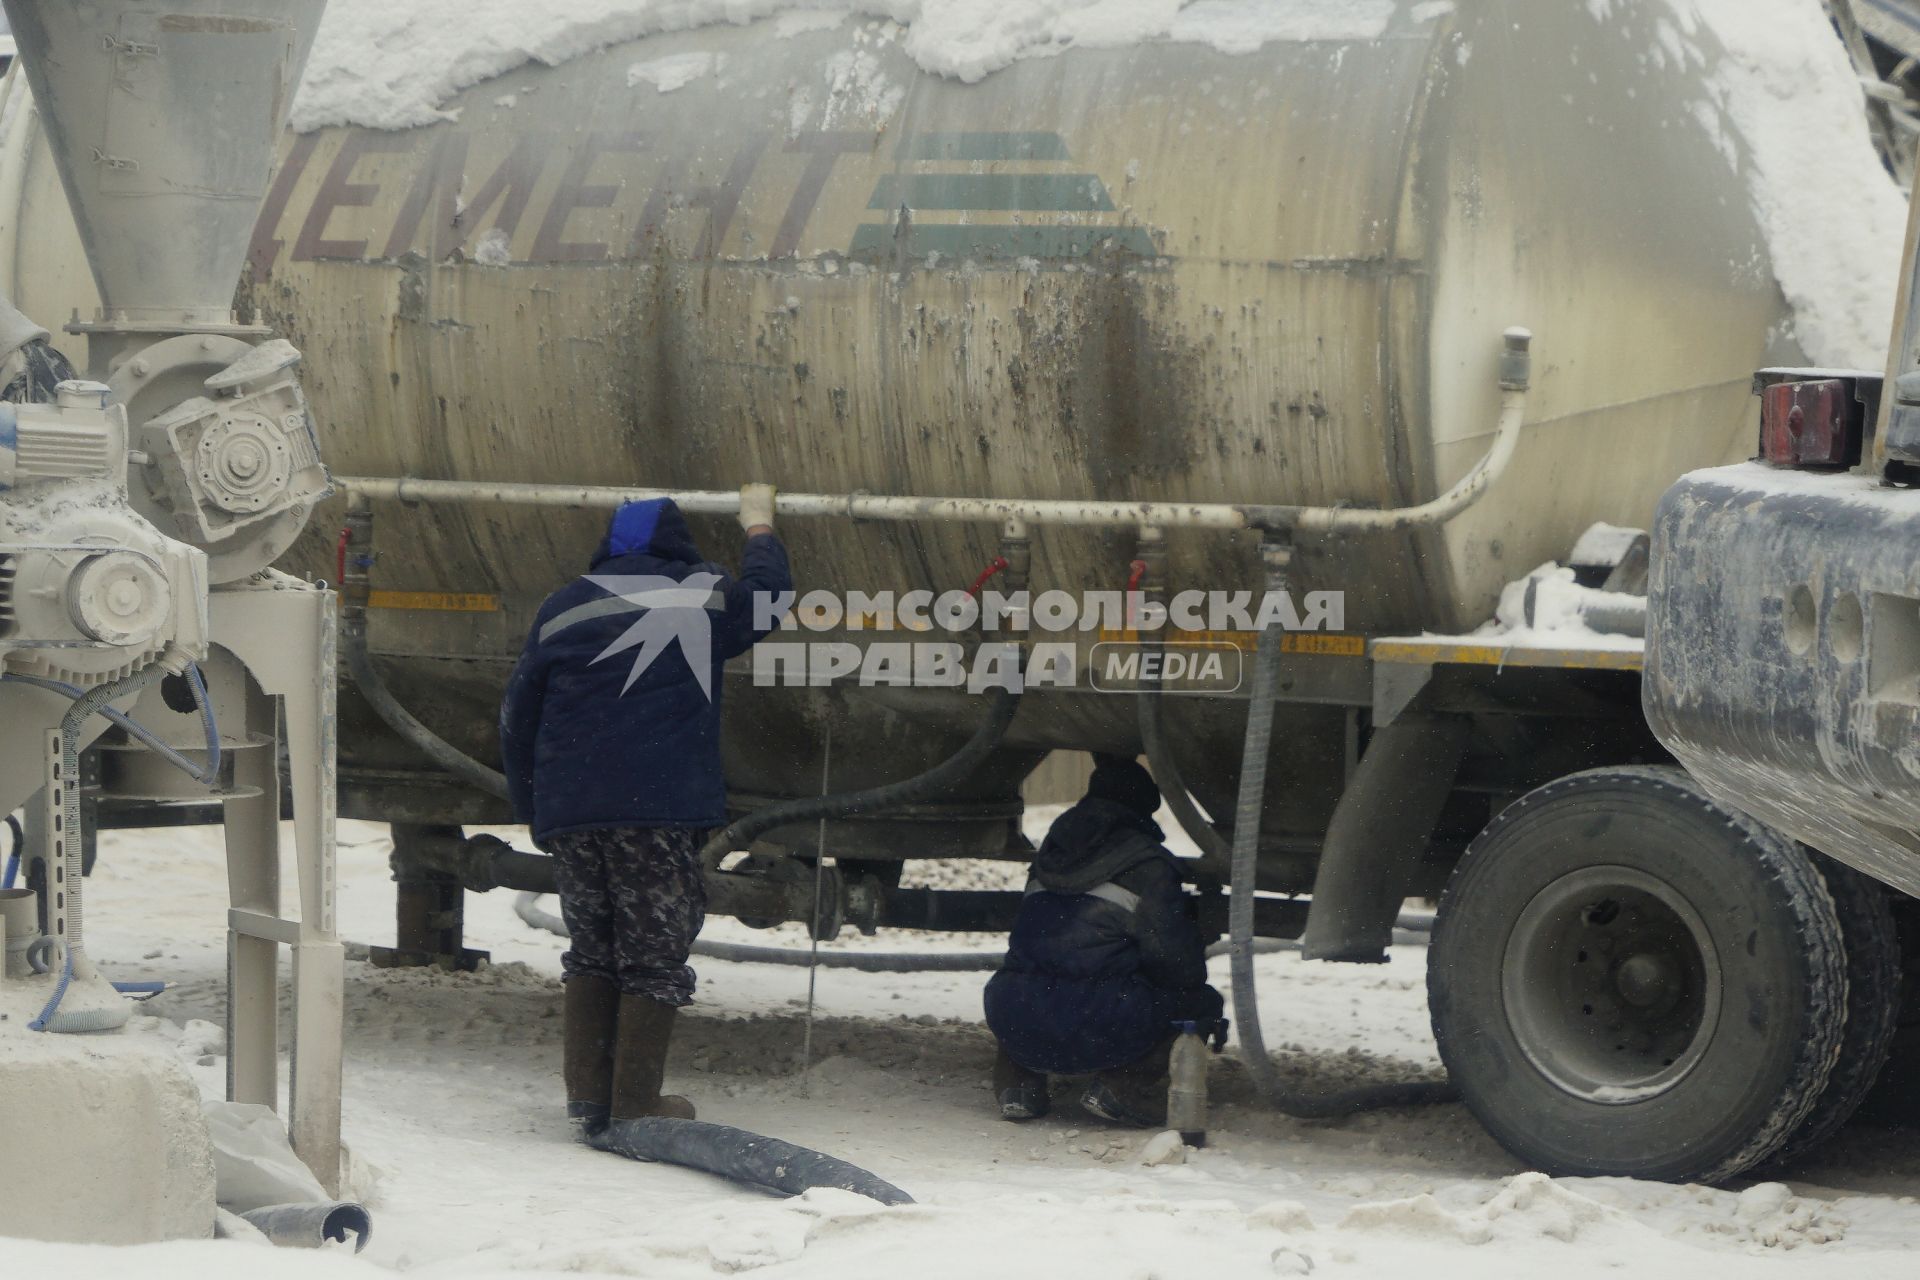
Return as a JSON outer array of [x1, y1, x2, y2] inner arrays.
[[583, 572, 725, 699]]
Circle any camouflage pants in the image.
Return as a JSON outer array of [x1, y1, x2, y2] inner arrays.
[[548, 827, 709, 1006]]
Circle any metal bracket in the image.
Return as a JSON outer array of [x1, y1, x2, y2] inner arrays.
[[1373, 660, 1434, 727], [88, 147, 140, 173], [100, 34, 158, 57], [39, 727, 66, 963]]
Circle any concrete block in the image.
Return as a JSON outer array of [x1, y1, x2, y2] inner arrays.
[[0, 1022, 216, 1244]]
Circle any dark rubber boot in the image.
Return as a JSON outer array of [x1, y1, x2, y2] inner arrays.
[[1081, 1038, 1174, 1128], [611, 993, 697, 1121], [564, 975, 619, 1141], [992, 1045, 1050, 1121]]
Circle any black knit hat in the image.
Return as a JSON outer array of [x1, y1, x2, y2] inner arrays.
[[1085, 754, 1160, 820]]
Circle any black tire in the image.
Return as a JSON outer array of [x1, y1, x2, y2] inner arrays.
[[1429, 766, 1847, 1183], [1761, 854, 1900, 1169], [1853, 893, 1920, 1129]]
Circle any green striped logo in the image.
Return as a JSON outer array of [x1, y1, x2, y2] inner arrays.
[[852, 132, 1155, 266]]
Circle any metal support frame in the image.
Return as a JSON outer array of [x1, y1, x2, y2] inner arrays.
[[210, 582, 343, 1194], [1373, 660, 1436, 728], [1298, 713, 1471, 963], [1827, 0, 1918, 187], [38, 729, 65, 956]]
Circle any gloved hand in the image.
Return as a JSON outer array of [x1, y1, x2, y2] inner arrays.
[[738, 482, 777, 533]]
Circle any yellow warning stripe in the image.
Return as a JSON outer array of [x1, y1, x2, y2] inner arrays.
[[368, 590, 501, 613], [1369, 638, 1644, 672]]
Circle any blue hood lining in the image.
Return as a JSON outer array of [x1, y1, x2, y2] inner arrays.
[[592, 498, 703, 568]]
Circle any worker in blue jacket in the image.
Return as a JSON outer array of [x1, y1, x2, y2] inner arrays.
[[984, 757, 1224, 1126], [500, 485, 792, 1139]]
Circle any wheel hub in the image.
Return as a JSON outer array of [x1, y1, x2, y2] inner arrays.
[[1615, 951, 1678, 1009], [1501, 865, 1722, 1104]]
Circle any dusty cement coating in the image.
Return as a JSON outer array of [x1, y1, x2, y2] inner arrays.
[[0, 1013, 216, 1244]]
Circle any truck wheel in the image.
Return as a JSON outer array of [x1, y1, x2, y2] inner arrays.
[[1761, 854, 1900, 1169], [1854, 894, 1920, 1128], [1428, 766, 1847, 1183]]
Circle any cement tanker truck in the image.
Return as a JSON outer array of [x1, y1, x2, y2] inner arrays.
[[0, 0, 1892, 1184]]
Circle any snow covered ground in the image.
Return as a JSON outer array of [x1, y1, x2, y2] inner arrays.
[[7, 813, 1920, 1278]]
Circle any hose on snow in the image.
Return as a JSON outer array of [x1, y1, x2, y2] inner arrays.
[[589, 1116, 914, 1206], [238, 1201, 373, 1252]]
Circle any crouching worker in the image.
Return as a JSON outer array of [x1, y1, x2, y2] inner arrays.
[[984, 756, 1225, 1126], [500, 484, 792, 1140]]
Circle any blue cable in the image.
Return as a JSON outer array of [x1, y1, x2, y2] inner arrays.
[[2, 666, 216, 1030], [183, 662, 221, 782], [0, 670, 220, 784], [28, 942, 74, 1031]]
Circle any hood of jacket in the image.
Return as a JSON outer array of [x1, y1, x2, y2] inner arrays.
[[590, 497, 703, 569], [1032, 797, 1169, 894]]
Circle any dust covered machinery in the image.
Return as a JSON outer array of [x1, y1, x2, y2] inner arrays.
[[0, 371, 207, 681], [0, 346, 212, 1037], [0, 0, 345, 1227]]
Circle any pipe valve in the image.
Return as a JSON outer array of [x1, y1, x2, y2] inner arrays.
[[1501, 326, 1534, 392]]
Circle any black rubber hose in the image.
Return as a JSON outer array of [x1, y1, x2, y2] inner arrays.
[[1137, 674, 1233, 876], [347, 604, 1016, 856], [238, 1202, 373, 1252], [339, 503, 511, 801], [512, 889, 1331, 971], [698, 939, 1002, 972], [347, 494, 1015, 871], [1223, 547, 1456, 1120], [513, 890, 1003, 971], [1132, 544, 1232, 877], [590, 1117, 914, 1206], [700, 687, 1020, 862], [342, 614, 511, 801], [3, 812, 21, 889], [1, 338, 77, 403], [1227, 593, 1287, 1102]]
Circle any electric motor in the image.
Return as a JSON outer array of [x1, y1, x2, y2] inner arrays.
[[0, 380, 209, 684]]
